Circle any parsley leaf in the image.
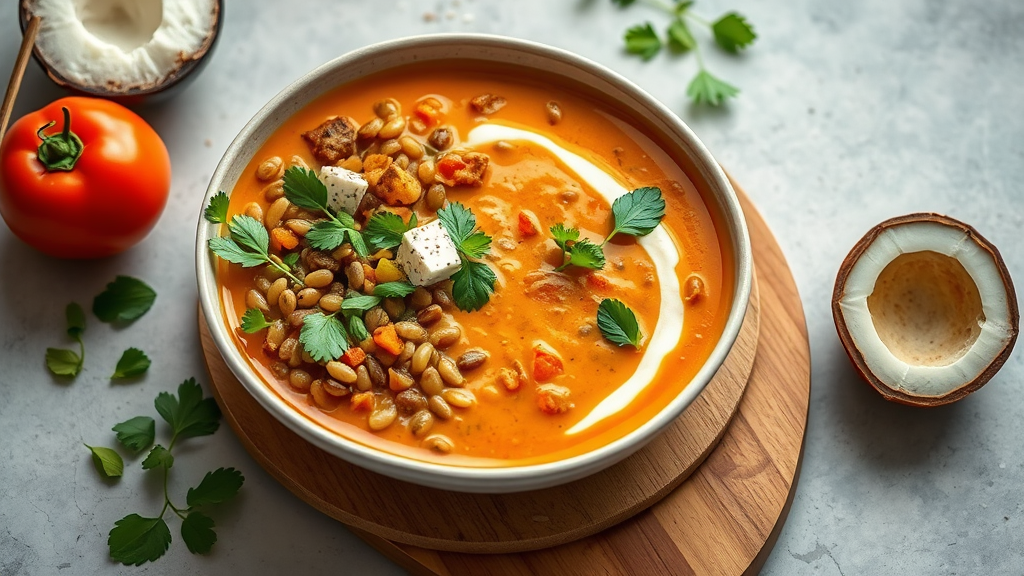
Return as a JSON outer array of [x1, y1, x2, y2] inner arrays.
[[566, 239, 606, 270], [86, 444, 124, 478], [550, 223, 580, 253], [207, 237, 269, 268], [180, 512, 216, 555], [186, 468, 245, 507], [142, 445, 175, 471], [66, 302, 86, 340], [240, 309, 274, 333], [625, 23, 662, 61], [46, 347, 83, 377], [93, 276, 156, 323], [282, 167, 329, 212], [112, 348, 150, 379], [284, 167, 366, 255], [282, 252, 300, 269], [348, 315, 370, 343], [203, 191, 230, 224], [607, 187, 666, 242], [341, 293, 382, 313], [228, 215, 270, 256], [108, 514, 171, 566], [112, 416, 155, 453], [687, 69, 739, 106], [374, 281, 417, 298], [597, 298, 643, 348], [459, 232, 492, 259], [365, 211, 417, 251], [451, 260, 497, 312], [154, 378, 221, 440], [307, 220, 349, 251], [209, 216, 305, 285], [299, 313, 349, 362], [668, 18, 696, 52], [437, 202, 480, 249], [712, 12, 757, 53]]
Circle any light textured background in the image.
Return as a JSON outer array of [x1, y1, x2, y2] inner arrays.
[[1, 0, 1022, 574]]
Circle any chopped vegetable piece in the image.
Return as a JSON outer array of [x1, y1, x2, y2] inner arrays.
[[375, 259, 406, 283], [373, 324, 405, 356], [518, 210, 540, 237], [532, 347, 565, 382], [341, 347, 366, 367], [536, 384, 573, 414]]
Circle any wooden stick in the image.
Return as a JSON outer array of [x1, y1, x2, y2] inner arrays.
[[0, 15, 41, 142]]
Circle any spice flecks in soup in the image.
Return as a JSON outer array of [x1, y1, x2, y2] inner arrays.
[[213, 65, 730, 466]]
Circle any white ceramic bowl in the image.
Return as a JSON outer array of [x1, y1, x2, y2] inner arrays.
[[196, 34, 752, 493]]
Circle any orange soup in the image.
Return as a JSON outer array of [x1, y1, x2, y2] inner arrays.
[[213, 64, 733, 466]]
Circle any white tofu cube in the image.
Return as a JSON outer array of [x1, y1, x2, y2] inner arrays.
[[397, 220, 462, 287], [318, 166, 367, 216]]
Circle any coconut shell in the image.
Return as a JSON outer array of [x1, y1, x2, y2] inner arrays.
[[832, 212, 1019, 407]]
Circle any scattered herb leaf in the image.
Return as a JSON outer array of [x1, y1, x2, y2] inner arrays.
[[340, 294, 382, 313], [186, 468, 245, 507], [93, 276, 156, 323], [203, 191, 230, 224], [180, 512, 217, 554], [240, 309, 274, 334], [141, 445, 175, 471], [112, 416, 156, 453], [374, 281, 417, 298], [86, 444, 124, 478], [606, 186, 667, 243], [154, 378, 221, 441], [108, 514, 171, 566], [112, 348, 151, 379], [687, 69, 740, 106], [597, 298, 643, 348], [46, 347, 83, 377], [712, 12, 757, 53], [624, 23, 662, 60], [365, 211, 417, 251], [451, 260, 497, 312], [667, 18, 697, 52], [299, 312, 349, 362], [208, 215, 304, 286]]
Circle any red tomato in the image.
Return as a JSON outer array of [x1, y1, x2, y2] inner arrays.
[[0, 97, 171, 258], [533, 346, 565, 382]]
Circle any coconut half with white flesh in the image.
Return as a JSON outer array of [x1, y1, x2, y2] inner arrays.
[[833, 213, 1018, 406], [20, 0, 221, 100]]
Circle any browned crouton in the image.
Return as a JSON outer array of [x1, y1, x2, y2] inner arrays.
[[302, 117, 357, 164], [373, 164, 423, 206], [470, 94, 507, 115], [436, 151, 489, 187]]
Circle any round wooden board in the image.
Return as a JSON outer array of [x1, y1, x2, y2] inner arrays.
[[200, 215, 763, 553], [345, 181, 811, 575]]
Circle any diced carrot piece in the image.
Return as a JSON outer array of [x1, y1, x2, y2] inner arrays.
[[375, 258, 405, 283], [350, 391, 374, 412], [532, 347, 564, 382], [362, 263, 377, 284], [341, 347, 366, 367], [436, 155, 467, 179], [414, 102, 442, 126], [518, 210, 540, 237], [271, 227, 300, 250], [585, 272, 611, 290], [373, 324, 405, 355]]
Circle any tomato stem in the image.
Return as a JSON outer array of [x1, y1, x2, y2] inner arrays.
[[36, 107, 84, 172]]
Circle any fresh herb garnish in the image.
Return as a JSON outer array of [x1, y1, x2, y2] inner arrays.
[[597, 298, 643, 348], [437, 203, 497, 311], [281, 252, 300, 269], [282, 167, 368, 257], [348, 315, 370, 343], [203, 191, 230, 224], [240, 308, 274, 334], [550, 187, 665, 272], [86, 444, 124, 478], [614, 0, 756, 106], [112, 416, 156, 453], [365, 211, 417, 251], [340, 293, 382, 313], [374, 281, 417, 298], [46, 302, 86, 377], [112, 348, 151, 379], [207, 214, 304, 287], [93, 276, 156, 323], [299, 312, 349, 362], [107, 378, 243, 565]]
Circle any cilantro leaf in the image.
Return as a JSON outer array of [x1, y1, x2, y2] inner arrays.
[[240, 309, 274, 333], [207, 237, 268, 268], [566, 239, 606, 270], [46, 347, 82, 376], [227, 215, 270, 256], [282, 252, 300, 269], [451, 260, 496, 312], [154, 378, 221, 440], [667, 18, 696, 52], [550, 223, 580, 252], [66, 302, 86, 340], [712, 12, 757, 53], [108, 514, 171, 566], [112, 416, 155, 453], [374, 281, 416, 298], [204, 191, 230, 224], [299, 313, 349, 362], [348, 315, 370, 343], [340, 294, 382, 312], [365, 211, 417, 251], [437, 202, 480, 249], [306, 220, 349, 251], [93, 276, 157, 323], [180, 512, 217, 554], [687, 70, 739, 106], [597, 298, 643, 348], [112, 348, 151, 379], [459, 232, 492, 259], [186, 467, 245, 507], [346, 227, 369, 258], [282, 167, 329, 212], [86, 444, 124, 478], [142, 445, 175, 471], [625, 23, 662, 61], [607, 187, 666, 241]]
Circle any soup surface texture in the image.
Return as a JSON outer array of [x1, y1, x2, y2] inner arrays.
[[215, 64, 732, 466]]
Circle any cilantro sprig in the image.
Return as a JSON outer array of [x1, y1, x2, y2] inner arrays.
[[437, 203, 497, 311], [617, 0, 756, 106], [365, 211, 417, 251], [105, 378, 244, 565], [283, 167, 368, 257], [551, 187, 665, 272], [46, 302, 86, 377], [597, 298, 644, 348], [207, 213, 304, 287]]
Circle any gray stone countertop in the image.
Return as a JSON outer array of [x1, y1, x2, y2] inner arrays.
[[1, 0, 1021, 574]]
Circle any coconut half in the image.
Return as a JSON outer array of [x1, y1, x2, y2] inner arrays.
[[20, 0, 221, 99], [832, 213, 1018, 406]]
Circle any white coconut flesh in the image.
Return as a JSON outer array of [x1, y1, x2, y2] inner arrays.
[[838, 220, 1015, 398], [28, 0, 217, 92]]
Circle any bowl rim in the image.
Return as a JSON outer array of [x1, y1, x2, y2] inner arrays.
[[195, 33, 752, 492]]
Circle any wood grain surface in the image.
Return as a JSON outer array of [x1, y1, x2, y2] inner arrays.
[[344, 184, 811, 575]]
